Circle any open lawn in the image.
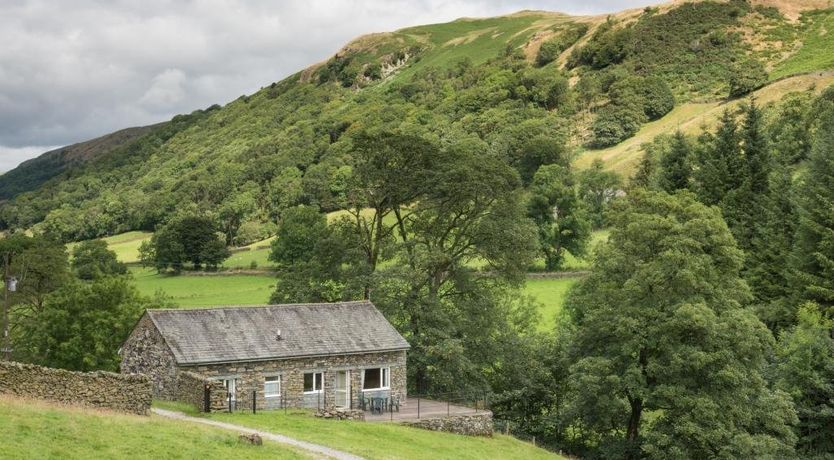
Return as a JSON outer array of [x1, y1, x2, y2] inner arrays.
[[525, 277, 579, 332], [131, 267, 274, 307], [67, 231, 152, 263], [153, 401, 564, 460], [0, 396, 307, 460]]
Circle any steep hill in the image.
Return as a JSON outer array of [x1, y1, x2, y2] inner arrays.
[[2, 0, 833, 243]]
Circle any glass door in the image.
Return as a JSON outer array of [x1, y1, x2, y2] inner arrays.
[[335, 370, 350, 409]]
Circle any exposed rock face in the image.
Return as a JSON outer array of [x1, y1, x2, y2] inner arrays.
[[315, 408, 366, 421], [0, 361, 151, 415], [402, 413, 494, 437]]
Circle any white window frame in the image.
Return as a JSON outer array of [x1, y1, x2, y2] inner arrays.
[[303, 371, 323, 394], [221, 378, 237, 402], [264, 375, 281, 398], [361, 367, 390, 392]]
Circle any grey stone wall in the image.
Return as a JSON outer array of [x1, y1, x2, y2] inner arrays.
[[120, 313, 179, 399], [174, 371, 227, 412], [0, 361, 151, 415], [183, 350, 407, 411], [402, 413, 494, 437]]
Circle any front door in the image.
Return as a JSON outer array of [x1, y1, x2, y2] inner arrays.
[[335, 370, 350, 409]]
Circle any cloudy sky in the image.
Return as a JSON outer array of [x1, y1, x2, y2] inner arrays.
[[0, 0, 659, 171]]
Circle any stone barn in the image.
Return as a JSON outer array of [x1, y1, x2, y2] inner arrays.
[[120, 300, 409, 411]]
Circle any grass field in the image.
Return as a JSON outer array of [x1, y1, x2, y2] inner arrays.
[[131, 267, 275, 307], [154, 401, 563, 460], [0, 396, 307, 460], [67, 231, 152, 263], [525, 277, 579, 332]]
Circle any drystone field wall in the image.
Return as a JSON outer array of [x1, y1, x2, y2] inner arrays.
[[175, 370, 227, 412], [402, 413, 494, 437], [0, 361, 152, 415]]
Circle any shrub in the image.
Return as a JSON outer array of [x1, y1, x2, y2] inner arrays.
[[729, 59, 768, 98], [591, 104, 646, 147]]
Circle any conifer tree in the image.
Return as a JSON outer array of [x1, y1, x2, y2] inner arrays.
[[694, 109, 742, 206], [657, 131, 691, 193], [792, 107, 834, 310]]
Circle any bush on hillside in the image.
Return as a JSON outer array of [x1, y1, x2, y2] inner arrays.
[[591, 104, 646, 148], [729, 59, 768, 98]]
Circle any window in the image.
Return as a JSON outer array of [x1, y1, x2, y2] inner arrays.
[[264, 376, 281, 398], [304, 372, 323, 393], [362, 367, 390, 391], [222, 378, 236, 401]]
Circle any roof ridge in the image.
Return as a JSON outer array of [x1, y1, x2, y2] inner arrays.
[[146, 300, 372, 314]]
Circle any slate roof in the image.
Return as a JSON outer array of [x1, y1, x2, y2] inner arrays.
[[145, 301, 410, 365]]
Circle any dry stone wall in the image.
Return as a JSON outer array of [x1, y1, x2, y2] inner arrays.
[[0, 361, 151, 415], [174, 371, 227, 412], [402, 413, 494, 437]]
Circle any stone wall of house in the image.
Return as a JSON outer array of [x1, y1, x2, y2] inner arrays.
[[182, 350, 407, 412], [120, 313, 179, 399], [402, 413, 494, 437], [174, 371, 227, 412], [0, 361, 151, 415]]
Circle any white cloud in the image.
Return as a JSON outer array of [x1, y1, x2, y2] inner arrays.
[[0, 145, 60, 173], [0, 0, 661, 170], [139, 69, 188, 111]]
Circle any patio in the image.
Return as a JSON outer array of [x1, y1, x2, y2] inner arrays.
[[364, 397, 488, 422]]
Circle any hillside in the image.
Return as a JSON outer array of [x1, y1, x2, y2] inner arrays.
[[0, 396, 563, 460], [2, 0, 834, 243], [0, 396, 307, 459]]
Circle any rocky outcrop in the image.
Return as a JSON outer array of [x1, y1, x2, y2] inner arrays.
[[0, 361, 151, 415]]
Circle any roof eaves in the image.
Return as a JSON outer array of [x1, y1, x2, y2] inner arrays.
[[177, 345, 411, 367]]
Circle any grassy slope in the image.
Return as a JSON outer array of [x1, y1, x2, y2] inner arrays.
[[0, 397, 307, 460], [153, 401, 563, 460], [131, 267, 275, 306], [525, 278, 578, 332], [770, 9, 834, 79], [575, 72, 834, 175]]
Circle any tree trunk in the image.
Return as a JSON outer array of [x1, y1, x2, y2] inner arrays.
[[625, 397, 643, 459]]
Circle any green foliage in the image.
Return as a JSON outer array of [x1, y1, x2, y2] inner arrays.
[[775, 303, 834, 456], [792, 106, 834, 310], [590, 104, 645, 147], [536, 23, 589, 67], [269, 207, 367, 303], [144, 216, 230, 271], [562, 190, 797, 458], [527, 164, 591, 270], [71, 240, 127, 280], [15, 277, 152, 372], [578, 159, 622, 229], [729, 59, 768, 98], [570, 1, 754, 96], [657, 131, 692, 193]]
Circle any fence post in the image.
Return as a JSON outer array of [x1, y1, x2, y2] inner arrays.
[[447, 398, 450, 417], [228, 392, 232, 413], [318, 390, 321, 411], [203, 384, 210, 413], [417, 396, 421, 419], [252, 390, 256, 414]]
